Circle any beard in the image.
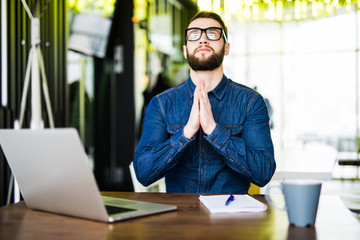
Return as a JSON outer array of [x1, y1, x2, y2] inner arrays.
[[186, 45, 225, 71]]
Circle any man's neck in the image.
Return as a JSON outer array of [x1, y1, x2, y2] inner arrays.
[[190, 65, 224, 92]]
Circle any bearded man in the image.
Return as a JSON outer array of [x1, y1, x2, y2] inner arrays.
[[134, 11, 276, 194]]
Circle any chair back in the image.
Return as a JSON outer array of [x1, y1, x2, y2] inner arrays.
[[129, 162, 166, 192]]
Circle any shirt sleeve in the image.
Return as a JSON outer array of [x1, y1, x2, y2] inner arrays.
[[204, 94, 276, 187], [134, 97, 193, 186]]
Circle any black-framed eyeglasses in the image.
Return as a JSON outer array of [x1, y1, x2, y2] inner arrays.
[[185, 27, 228, 43]]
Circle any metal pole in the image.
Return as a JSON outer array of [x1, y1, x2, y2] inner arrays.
[[30, 18, 42, 130]]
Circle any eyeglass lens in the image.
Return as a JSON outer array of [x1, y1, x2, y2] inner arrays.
[[187, 28, 222, 41]]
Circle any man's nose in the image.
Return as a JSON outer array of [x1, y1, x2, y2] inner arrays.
[[199, 32, 208, 44]]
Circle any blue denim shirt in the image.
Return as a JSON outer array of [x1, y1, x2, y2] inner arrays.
[[134, 75, 276, 194]]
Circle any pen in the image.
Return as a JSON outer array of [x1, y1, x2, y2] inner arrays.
[[225, 194, 234, 206]]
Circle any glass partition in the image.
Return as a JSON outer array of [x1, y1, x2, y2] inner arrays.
[[225, 12, 359, 156]]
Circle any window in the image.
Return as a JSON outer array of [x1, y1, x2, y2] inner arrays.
[[225, 12, 359, 153]]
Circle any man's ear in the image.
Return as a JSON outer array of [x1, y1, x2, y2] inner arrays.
[[224, 42, 230, 56], [183, 45, 187, 59]]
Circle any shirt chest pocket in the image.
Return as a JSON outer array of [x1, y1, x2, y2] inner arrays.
[[224, 125, 243, 137], [166, 125, 184, 135]]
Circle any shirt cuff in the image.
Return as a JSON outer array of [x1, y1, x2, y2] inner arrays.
[[204, 123, 231, 149], [170, 127, 193, 152]]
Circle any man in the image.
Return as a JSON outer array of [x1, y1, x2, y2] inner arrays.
[[134, 11, 276, 194]]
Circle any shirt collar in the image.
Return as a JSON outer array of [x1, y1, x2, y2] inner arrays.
[[186, 74, 229, 101], [187, 76, 196, 98]]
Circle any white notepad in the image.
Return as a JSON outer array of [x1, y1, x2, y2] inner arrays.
[[199, 195, 267, 214]]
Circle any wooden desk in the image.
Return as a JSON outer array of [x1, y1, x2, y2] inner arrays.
[[0, 192, 359, 240]]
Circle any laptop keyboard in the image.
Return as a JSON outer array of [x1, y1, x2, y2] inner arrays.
[[105, 205, 136, 215]]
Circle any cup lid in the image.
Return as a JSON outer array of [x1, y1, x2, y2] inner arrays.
[[282, 179, 322, 185]]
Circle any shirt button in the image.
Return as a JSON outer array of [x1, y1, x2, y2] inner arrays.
[[228, 129, 231, 133], [167, 158, 171, 163], [201, 169, 204, 175], [179, 142, 184, 147], [212, 139, 217, 144], [230, 158, 233, 162]]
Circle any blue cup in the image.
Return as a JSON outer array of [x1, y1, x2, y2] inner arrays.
[[265, 179, 322, 227]]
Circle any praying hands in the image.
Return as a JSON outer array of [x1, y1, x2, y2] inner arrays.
[[184, 78, 216, 139]]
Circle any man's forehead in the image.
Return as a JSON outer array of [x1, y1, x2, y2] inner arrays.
[[188, 18, 222, 29]]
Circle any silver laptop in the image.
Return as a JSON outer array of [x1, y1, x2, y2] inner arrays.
[[0, 128, 176, 222]]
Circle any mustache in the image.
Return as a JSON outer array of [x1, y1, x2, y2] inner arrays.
[[194, 45, 215, 54]]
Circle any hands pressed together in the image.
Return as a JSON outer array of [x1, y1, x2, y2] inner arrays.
[[184, 79, 216, 139]]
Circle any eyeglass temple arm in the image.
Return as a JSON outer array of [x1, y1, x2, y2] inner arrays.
[[222, 29, 228, 43]]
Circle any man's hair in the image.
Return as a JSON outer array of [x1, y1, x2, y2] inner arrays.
[[187, 11, 228, 38]]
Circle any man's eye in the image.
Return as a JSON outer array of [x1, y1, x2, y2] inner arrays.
[[190, 33, 200, 39], [207, 33, 216, 39]]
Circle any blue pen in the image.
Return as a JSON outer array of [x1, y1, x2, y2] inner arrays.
[[225, 194, 234, 206]]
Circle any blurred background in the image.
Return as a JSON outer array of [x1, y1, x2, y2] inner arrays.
[[1, 0, 360, 211]]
